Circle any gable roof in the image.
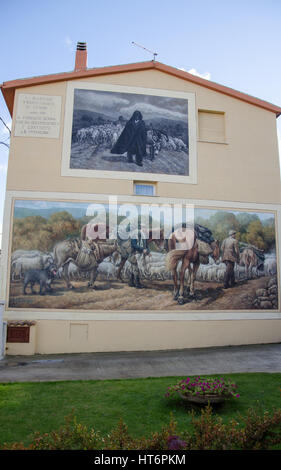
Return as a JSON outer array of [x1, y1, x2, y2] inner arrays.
[[1, 60, 281, 117]]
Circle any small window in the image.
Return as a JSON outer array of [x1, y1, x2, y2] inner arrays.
[[134, 182, 156, 196], [198, 110, 225, 143]]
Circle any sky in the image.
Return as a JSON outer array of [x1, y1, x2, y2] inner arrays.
[[15, 199, 274, 223], [1, 0, 281, 246]]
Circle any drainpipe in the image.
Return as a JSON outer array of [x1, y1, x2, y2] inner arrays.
[[0, 300, 6, 359]]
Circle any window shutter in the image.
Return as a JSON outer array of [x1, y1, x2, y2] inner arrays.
[[198, 110, 225, 143]]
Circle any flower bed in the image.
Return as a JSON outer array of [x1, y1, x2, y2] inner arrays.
[[165, 376, 240, 404]]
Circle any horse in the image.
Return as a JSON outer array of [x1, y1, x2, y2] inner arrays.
[[53, 237, 117, 289], [166, 227, 220, 304], [239, 247, 264, 279]]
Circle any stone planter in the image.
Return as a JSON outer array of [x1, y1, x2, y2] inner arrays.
[[178, 392, 228, 405]]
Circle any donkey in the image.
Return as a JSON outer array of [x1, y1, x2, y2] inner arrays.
[[53, 237, 117, 290]]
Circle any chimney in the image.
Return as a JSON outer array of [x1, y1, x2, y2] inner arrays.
[[75, 42, 87, 71]]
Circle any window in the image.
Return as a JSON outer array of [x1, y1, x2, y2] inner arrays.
[[134, 182, 156, 196], [7, 326, 30, 343], [198, 110, 226, 143]]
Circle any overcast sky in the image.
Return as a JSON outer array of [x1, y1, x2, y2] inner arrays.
[[1, 0, 281, 246], [74, 89, 188, 121]]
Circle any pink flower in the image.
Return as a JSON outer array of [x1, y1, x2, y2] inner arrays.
[[167, 436, 187, 450]]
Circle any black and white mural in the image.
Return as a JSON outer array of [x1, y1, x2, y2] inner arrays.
[[68, 87, 190, 176]]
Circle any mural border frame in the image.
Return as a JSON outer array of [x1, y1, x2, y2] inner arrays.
[[61, 81, 198, 184], [1, 190, 280, 321]]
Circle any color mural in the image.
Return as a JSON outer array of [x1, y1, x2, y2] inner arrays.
[[69, 87, 190, 176], [8, 199, 279, 311]]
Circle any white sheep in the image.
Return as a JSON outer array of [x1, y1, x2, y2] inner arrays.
[[11, 249, 44, 263], [68, 262, 80, 280], [148, 264, 167, 281], [97, 261, 118, 280], [264, 256, 277, 276], [11, 253, 54, 280]]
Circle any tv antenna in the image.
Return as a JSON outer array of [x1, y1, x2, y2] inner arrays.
[[132, 41, 158, 61]]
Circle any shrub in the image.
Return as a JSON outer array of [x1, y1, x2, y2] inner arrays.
[[184, 405, 242, 450], [181, 404, 281, 450], [238, 405, 281, 450], [5, 411, 103, 451], [2, 406, 281, 450]]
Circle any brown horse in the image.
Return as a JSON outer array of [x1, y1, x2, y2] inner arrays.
[[166, 227, 220, 304]]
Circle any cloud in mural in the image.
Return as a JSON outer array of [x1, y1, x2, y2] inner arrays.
[[74, 88, 188, 122], [14, 200, 88, 212], [119, 102, 187, 121], [74, 90, 130, 114]]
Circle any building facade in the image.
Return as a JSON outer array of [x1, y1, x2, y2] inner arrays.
[[1, 44, 281, 355]]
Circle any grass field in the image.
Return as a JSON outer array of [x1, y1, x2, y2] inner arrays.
[[0, 373, 280, 447]]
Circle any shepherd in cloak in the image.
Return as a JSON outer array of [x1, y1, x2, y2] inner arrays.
[[111, 110, 147, 166]]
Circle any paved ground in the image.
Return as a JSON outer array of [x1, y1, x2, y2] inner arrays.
[[0, 343, 281, 383]]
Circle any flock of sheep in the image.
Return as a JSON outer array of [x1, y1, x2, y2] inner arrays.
[[75, 122, 187, 155], [121, 251, 277, 283], [10, 247, 277, 285]]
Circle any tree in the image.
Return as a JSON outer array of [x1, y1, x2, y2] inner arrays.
[[12, 212, 80, 252], [207, 211, 240, 242], [47, 211, 80, 244], [244, 220, 267, 251]]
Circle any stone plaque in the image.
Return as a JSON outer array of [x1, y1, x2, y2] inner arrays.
[[14, 93, 62, 138]]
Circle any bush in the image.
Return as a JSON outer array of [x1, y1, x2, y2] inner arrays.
[[2, 406, 281, 450], [239, 405, 281, 450], [3, 411, 102, 451]]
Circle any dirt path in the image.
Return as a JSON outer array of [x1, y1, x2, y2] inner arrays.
[[8, 276, 276, 311]]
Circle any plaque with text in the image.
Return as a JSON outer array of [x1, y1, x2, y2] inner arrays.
[[14, 93, 62, 138]]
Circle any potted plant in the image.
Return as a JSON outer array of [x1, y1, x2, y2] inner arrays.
[[165, 376, 240, 405]]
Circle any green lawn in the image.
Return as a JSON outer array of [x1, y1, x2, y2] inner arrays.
[[0, 373, 280, 447]]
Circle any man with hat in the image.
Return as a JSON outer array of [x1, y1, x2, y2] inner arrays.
[[221, 229, 240, 289]]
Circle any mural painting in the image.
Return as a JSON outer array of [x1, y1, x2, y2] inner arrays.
[[69, 87, 190, 176], [8, 199, 279, 311]]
